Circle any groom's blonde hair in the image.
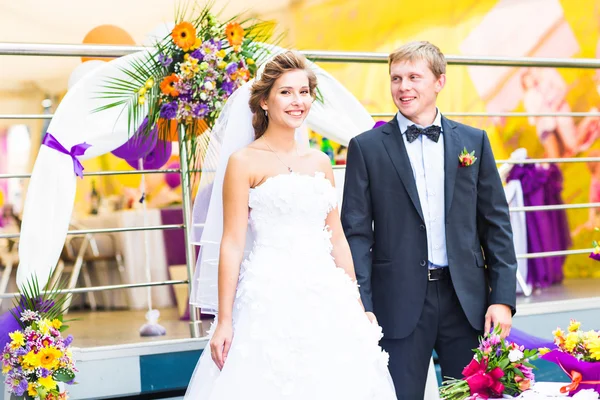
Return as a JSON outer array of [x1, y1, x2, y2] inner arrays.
[[388, 41, 446, 78]]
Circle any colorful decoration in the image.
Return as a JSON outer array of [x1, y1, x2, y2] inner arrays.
[[1, 279, 77, 399], [540, 320, 600, 396], [98, 5, 276, 169], [439, 327, 539, 399]]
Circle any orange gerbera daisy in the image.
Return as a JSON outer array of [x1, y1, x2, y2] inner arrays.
[[171, 22, 197, 51], [225, 22, 245, 46], [160, 74, 180, 97]]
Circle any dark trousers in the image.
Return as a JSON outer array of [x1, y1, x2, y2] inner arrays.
[[380, 276, 482, 400]]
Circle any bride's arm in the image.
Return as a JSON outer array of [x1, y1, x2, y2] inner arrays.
[[321, 156, 376, 323], [218, 151, 251, 324], [210, 151, 250, 370]]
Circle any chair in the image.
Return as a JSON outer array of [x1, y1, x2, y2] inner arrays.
[[52, 221, 130, 313]]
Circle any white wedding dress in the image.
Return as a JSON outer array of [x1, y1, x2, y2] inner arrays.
[[185, 172, 397, 399]]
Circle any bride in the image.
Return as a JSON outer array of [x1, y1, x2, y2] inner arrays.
[[184, 50, 397, 399]]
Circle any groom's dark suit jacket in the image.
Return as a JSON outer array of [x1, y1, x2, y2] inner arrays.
[[341, 116, 517, 339]]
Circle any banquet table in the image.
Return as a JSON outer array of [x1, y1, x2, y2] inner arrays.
[[76, 208, 176, 309]]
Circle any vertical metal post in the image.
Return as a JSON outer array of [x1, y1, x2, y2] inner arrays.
[[178, 125, 200, 338]]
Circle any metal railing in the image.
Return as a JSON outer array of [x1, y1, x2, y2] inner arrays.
[[1, 43, 599, 333], [4, 43, 600, 68], [5, 111, 600, 120]]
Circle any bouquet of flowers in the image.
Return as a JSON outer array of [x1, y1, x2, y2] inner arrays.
[[440, 327, 539, 399], [1, 278, 76, 399], [539, 320, 600, 396], [98, 3, 277, 169]]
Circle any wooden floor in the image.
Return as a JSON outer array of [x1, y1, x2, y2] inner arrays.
[[66, 307, 213, 348], [517, 278, 600, 304], [64, 278, 600, 348]]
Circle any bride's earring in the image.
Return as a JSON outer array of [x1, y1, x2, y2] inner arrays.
[[265, 110, 268, 117]]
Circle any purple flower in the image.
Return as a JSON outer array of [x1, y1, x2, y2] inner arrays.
[[200, 42, 218, 61], [209, 38, 222, 50], [190, 49, 204, 61], [7, 375, 28, 396], [16, 378, 28, 396], [192, 103, 209, 118], [63, 334, 74, 347], [220, 80, 236, 95], [39, 368, 51, 378], [158, 53, 173, 67], [15, 348, 27, 356], [590, 252, 600, 261], [174, 80, 192, 95], [160, 102, 178, 120], [226, 62, 238, 75], [179, 92, 192, 102]]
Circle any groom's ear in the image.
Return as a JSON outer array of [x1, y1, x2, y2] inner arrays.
[[435, 74, 446, 94]]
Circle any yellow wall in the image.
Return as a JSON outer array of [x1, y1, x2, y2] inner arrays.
[[285, 0, 600, 278]]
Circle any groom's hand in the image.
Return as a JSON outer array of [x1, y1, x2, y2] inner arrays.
[[485, 304, 512, 338]]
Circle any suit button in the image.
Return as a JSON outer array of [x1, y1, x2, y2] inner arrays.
[[420, 260, 427, 267], [419, 225, 426, 231]]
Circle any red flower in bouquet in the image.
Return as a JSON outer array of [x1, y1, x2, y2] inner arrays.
[[462, 357, 505, 397]]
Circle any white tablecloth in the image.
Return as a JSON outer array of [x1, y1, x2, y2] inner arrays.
[[77, 209, 174, 309], [512, 382, 598, 399]]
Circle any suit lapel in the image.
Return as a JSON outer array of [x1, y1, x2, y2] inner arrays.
[[382, 119, 424, 222], [442, 116, 460, 218]]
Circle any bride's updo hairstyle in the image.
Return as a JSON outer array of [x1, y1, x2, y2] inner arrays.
[[249, 51, 318, 139]]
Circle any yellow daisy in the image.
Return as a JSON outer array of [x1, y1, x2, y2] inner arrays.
[[38, 347, 63, 370], [28, 383, 38, 397], [23, 350, 41, 369], [9, 331, 25, 348], [38, 375, 57, 390], [568, 320, 581, 333], [564, 332, 579, 353]]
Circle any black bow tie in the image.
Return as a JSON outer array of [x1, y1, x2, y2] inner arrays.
[[405, 124, 441, 143]]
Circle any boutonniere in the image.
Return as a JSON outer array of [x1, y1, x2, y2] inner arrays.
[[458, 147, 477, 167]]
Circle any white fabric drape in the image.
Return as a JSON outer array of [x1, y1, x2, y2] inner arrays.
[[17, 50, 152, 289]]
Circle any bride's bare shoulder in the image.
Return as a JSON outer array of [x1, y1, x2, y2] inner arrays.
[[227, 143, 268, 173], [304, 148, 333, 171]]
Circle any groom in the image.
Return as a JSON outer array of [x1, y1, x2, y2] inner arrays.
[[341, 41, 517, 399]]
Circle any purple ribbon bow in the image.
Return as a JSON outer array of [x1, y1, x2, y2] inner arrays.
[[42, 133, 91, 178]]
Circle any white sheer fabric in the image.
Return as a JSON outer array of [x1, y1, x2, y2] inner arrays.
[[16, 51, 153, 289], [189, 81, 310, 313], [189, 50, 374, 312]]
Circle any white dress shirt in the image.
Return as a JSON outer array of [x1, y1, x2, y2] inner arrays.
[[504, 180, 529, 293], [396, 110, 448, 267]]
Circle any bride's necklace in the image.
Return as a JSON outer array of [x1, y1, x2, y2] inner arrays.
[[263, 138, 298, 173]]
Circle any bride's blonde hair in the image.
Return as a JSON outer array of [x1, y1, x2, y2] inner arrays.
[[249, 51, 317, 139]]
